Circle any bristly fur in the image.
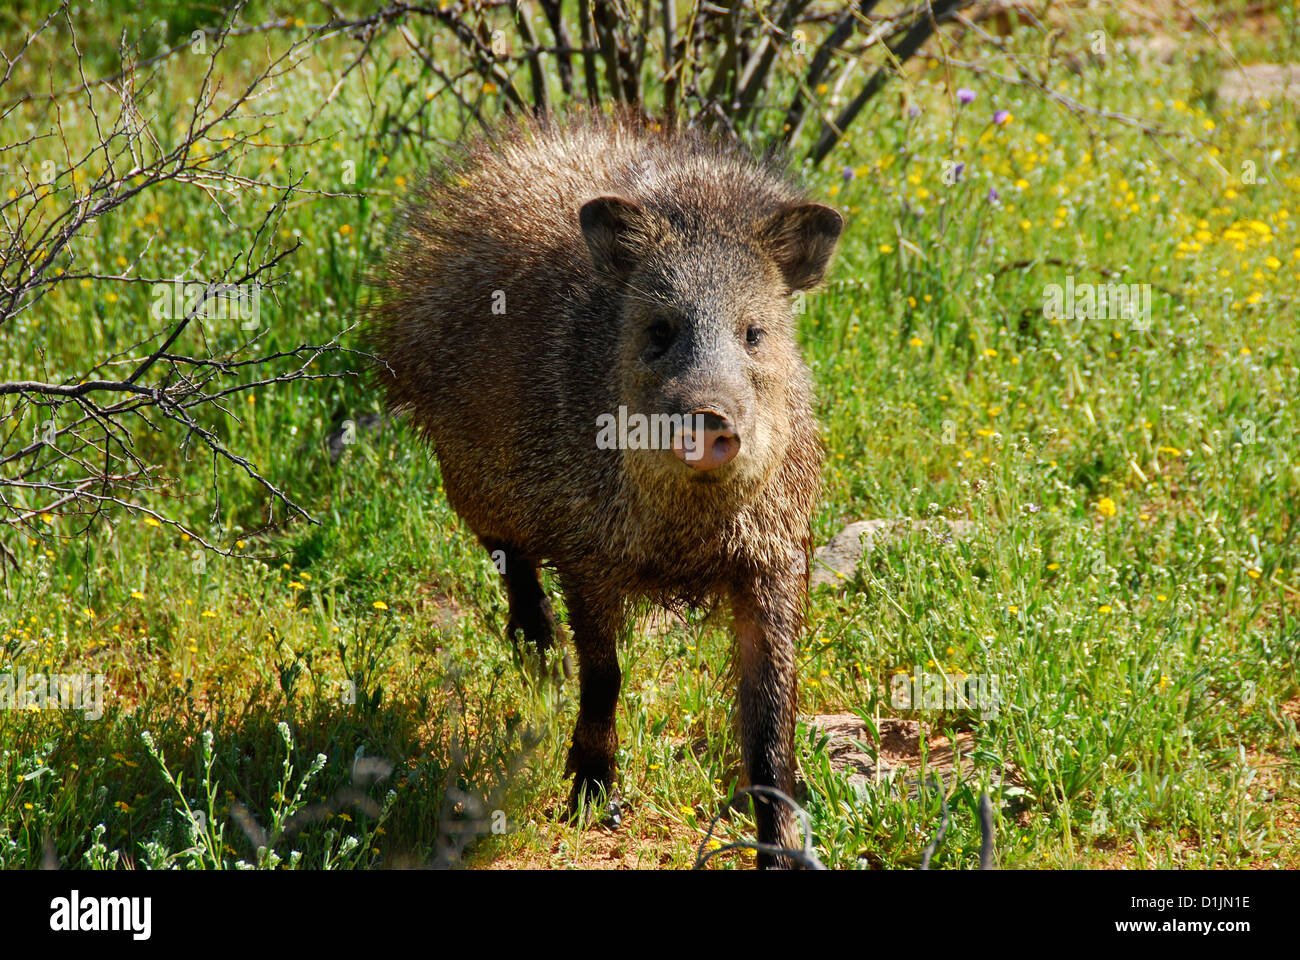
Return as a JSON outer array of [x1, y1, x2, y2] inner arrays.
[[368, 109, 821, 598], [366, 107, 839, 867]]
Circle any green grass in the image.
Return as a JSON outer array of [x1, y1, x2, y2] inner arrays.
[[1, 5, 1298, 869]]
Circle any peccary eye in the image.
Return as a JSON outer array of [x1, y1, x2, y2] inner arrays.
[[745, 325, 764, 347], [647, 320, 675, 349]]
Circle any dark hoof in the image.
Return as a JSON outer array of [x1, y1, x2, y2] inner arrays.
[[566, 769, 615, 819], [604, 798, 622, 830], [505, 616, 568, 684], [566, 786, 621, 831]]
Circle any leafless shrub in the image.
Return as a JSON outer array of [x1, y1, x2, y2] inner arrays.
[[0, 2, 376, 569]]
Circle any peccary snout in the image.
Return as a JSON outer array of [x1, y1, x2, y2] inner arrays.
[[672, 409, 739, 471]]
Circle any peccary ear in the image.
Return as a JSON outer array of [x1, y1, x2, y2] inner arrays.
[[580, 195, 654, 281], [756, 203, 845, 291]]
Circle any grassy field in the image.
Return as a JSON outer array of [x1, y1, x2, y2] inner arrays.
[[1, 3, 1298, 870]]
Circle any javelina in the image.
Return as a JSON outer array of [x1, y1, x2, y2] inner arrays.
[[370, 112, 842, 867]]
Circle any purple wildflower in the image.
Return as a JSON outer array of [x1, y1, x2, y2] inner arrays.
[[956, 88, 976, 105]]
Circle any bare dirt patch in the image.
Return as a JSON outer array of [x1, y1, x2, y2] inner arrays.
[[480, 804, 746, 870], [807, 712, 1021, 793]]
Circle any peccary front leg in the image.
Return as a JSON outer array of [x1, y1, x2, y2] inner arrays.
[[482, 538, 557, 665], [561, 585, 624, 815], [733, 568, 803, 869]]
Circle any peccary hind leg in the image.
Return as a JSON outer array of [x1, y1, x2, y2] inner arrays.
[[561, 584, 624, 816], [482, 538, 557, 666], [733, 569, 803, 869]]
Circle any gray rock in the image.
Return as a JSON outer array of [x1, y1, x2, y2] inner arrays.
[[1218, 64, 1300, 105], [810, 518, 972, 589]]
